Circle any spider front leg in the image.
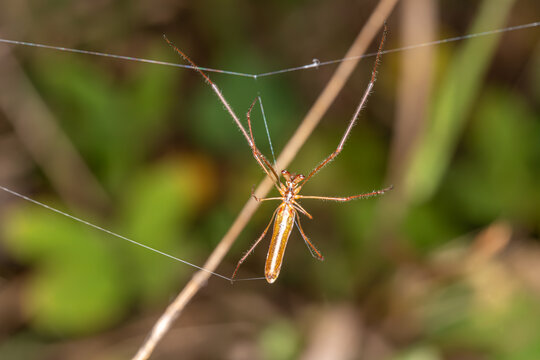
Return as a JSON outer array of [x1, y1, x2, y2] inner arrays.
[[164, 36, 282, 191], [301, 24, 388, 186]]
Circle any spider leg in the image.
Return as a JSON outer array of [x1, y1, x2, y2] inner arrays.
[[292, 201, 313, 219], [252, 195, 283, 202], [164, 36, 281, 191], [251, 189, 283, 202], [251, 186, 282, 202], [231, 207, 279, 282], [295, 217, 324, 261], [298, 185, 393, 202], [301, 25, 388, 186]]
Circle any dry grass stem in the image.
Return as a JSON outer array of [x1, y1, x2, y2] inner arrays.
[[375, 0, 436, 236]]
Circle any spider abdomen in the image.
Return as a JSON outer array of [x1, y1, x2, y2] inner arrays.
[[265, 203, 296, 283]]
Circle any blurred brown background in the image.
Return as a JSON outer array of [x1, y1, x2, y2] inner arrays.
[[0, 0, 539, 359]]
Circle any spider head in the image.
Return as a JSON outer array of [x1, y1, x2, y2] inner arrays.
[[281, 170, 305, 190]]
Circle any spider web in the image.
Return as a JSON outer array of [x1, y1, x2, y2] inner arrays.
[[0, 20, 537, 282]]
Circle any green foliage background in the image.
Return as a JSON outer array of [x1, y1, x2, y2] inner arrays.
[[0, 0, 538, 359]]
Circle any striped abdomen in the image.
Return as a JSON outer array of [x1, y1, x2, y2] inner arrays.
[[265, 203, 295, 283]]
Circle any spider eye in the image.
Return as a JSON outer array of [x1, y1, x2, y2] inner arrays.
[[293, 174, 305, 184]]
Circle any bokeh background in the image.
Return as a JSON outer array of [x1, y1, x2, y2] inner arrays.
[[0, 0, 539, 359]]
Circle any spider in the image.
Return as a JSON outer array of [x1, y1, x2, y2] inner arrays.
[[164, 24, 392, 283]]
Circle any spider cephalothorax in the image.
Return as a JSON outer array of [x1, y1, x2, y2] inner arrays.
[[280, 170, 305, 197]]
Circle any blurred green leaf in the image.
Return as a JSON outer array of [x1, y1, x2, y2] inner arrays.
[[4, 206, 128, 335], [450, 88, 540, 224], [31, 49, 176, 190], [189, 47, 297, 156], [119, 158, 199, 303], [402, 202, 461, 252], [2, 157, 206, 334], [405, 0, 517, 204]]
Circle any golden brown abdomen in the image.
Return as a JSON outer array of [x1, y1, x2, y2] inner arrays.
[[265, 204, 295, 283]]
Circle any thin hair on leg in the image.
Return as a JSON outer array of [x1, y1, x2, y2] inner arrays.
[[298, 185, 393, 202], [163, 36, 280, 190], [301, 24, 388, 186]]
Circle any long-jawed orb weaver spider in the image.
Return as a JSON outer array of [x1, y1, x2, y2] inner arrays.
[[164, 24, 392, 284]]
